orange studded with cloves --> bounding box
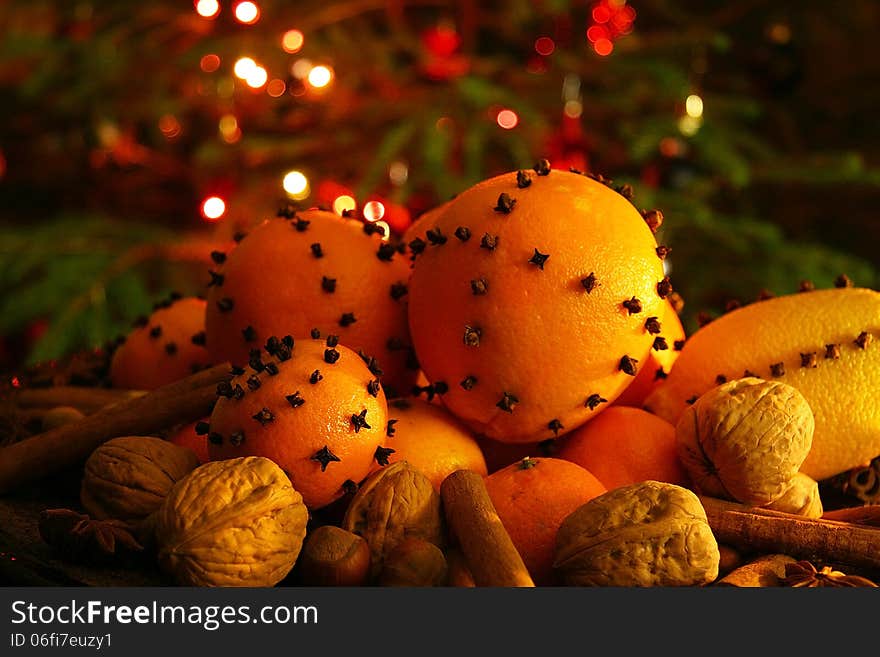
[407,164,667,443]
[204,209,416,397]
[207,337,388,510]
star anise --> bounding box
[38,508,143,564]
[782,560,878,587]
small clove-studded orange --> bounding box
[110,296,211,390]
[407,165,667,443]
[204,209,416,397]
[207,337,388,510]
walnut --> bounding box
[554,480,720,587]
[155,456,309,587]
[81,436,200,522]
[675,378,814,506]
[342,461,444,579]
[763,472,823,518]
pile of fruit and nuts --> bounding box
[3,161,880,588]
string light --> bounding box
[195,0,220,19]
[282,29,305,54]
[534,36,555,56]
[333,195,357,215]
[363,200,385,222]
[245,66,268,88]
[374,221,391,240]
[219,115,240,143]
[283,170,309,199]
[496,109,519,129]
[234,57,257,79]
[201,196,226,221]
[685,94,704,118]
[307,65,333,89]
[266,79,286,97]
[291,59,312,79]
[678,115,702,137]
[233,1,260,25]
[389,161,408,186]
[563,100,583,118]
[200,54,220,73]
[158,114,182,140]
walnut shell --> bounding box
[81,436,200,522]
[155,456,308,587]
[675,377,814,506]
[763,472,823,518]
[554,480,720,587]
[341,461,443,579]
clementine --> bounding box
[484,456,607,585]
[556,405,688,491]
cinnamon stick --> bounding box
[822,506,880,527]
[14,386,146,414]
[701,496,880,571]
[440,469,535,587]
[0,363,231,495]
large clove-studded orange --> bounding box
[207,337,388,510]
[407,166,667,443]
[204,209,416,396]
[110,296,211,390]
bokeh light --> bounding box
[496,109,519,129]
[534,36,555,56]
[195,0,220,19]
[594,38,613,56]
[282,29,305,54]
[373,221,391,240]
[564,100,583,118]
[245,66,268,88]
[234,57,257,79]
[678,115,702,137]
[200,54,220,72]
[158,114,182,139]
[283,170,309,198]
[201,196,226,221]
[233,1,260,24]
[363,200,385,222]
[266,79,286,97]
[307,65,333,88]
[291,59,313,79]
[219,115,240,143]
[389,161,408,186]
[686,94,704,118]
[333,195,357,215]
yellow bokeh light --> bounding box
[678,115,702,137]
[245,66,268,88]
[195,0,220,19]
[234,1,260,24]
[283,170,309,198]
[685,94,704,118]
[333,195,357,215]
[282,29,305,54]
[563,100,583,118]
[307,65,333,88]
[374,221,391,240]
[234,57,257,79]
[363,200,385,222]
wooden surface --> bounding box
[0,469,172,587]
